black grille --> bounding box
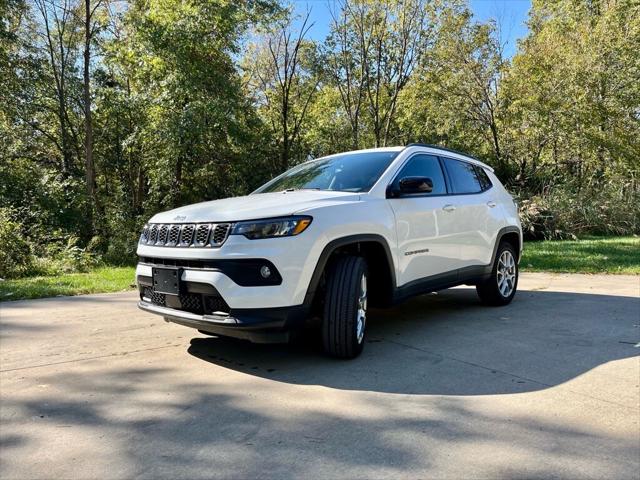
[144,287,166,306]
[195,224,210,246]
[168,225,180,246]
[139,223,231,248]
[212,224,231,245]
[143,287,230,315]
[180,293,202,313]
[157,225,169,245]
[204,295,230,314]
[180,224,195,246]
[149,224,158,244]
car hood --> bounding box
[149,190,362,223]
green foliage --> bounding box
[0,207,33,279]
[503,0,640,184]
[40,236,102,274]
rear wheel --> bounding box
[322,255,368,359]
[476,241,518,306]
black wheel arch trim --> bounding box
[303,234,397,308]
[491,226,522,264]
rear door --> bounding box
[387,154,459,286]
[441,157,501,269]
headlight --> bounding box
[230,216,312,239]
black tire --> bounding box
[476,241,519,306]
[322,255,368,359]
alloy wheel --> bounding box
[356,274,367,344]
[497,250,516,297]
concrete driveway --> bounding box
[1,273,638,479]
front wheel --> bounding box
[476,242,518,306]
[322,255,368,359]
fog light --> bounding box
[260,265,272,279]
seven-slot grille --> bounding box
[139,223,230,248]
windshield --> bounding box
[254,151,399,194]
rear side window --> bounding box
[475,166,493,191]
[443,158,483,194]
[393,154,447,195]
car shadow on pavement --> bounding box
[187,287,640,396]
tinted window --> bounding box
[443,158,482,194]
[255,151,398,193]
[475,166,492,191]
[393,154,446,195]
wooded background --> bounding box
[1,0,638,278]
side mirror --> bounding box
[388,176,433,197]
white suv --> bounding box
[136,144,522,358]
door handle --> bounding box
[486,201,497,208]
[443,204,456,212]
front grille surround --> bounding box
[139,223,231,248]
[194,224,210,246]
[179,224,195,246]
[167,225,180,246]
[149,224,158,244]
[157,225,169,245]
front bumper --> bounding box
[138,300,309,343]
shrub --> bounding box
[517,178,639,240]
[0,207,34,278]
[518,196,569,240]
[44,236,101,274]
[103,232,138,266]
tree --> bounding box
[399,3,507,172]
[82,0,106,235]
[116,0,280,208]
[505,0,640,185]
[325,0,437,148]
[32,0,83,175]
[245,11,318,170]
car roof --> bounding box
[302,143,494,172]
[324,146,405,156]
[403,143,494,172]
[303,145,494,172]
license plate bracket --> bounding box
[152,267,182,295]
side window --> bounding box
[443,158,482,194]
[393,154,447,195]
[475,166,493,191]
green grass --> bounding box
[0,266,136,302]
[521,236,640,274]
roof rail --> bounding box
[404,143,484,162]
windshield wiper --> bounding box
[281,187,321,193]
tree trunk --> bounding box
[173,156,183,208]
[489,122,502,171]
[281,99,289,171]
[83,0,96,236]
[58,96,70,175]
